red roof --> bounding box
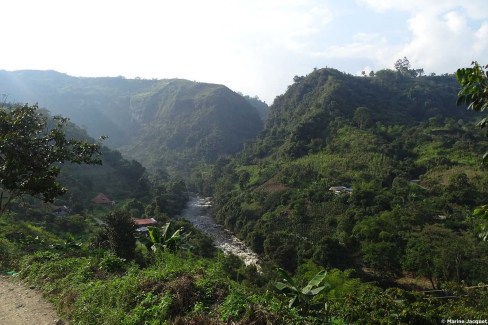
[92,193,113,204]
[133,218,157,226]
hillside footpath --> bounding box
[0,275,63,325]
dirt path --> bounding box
[0,275,63,325]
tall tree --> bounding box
[403,225,472,289]
[353,106,371,129]
[0,103,102,212]
[394,57,411,74]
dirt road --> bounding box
[0,275,63,325]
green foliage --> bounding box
[472,205,488,240]
[151,178,189,216]
[219,291,248,321]
[393,57,421,77]
[0,71,263,180]
[2,64,488,324]
[274,267,329,312]
[57,145,152,209]
[336,285,488,323]
[0,237,20,270]
[128,80,263,176]
[147,222,191,253]
[0,104,102,212]
[402,225,478,288]
[212,66,487,311]
[457,61,488,161]
[457,62,488,113]
[361,241,402,276]
[104,210,137,260]
[353,106,372,129]
[242,94,269,121]
[13,241,315,324]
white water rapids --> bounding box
[180,196,261,269]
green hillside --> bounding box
[212,67,488,285]
[257,68,464,159]
[121,79,263,174]
[0,70,263,174]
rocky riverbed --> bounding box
[180,196,261,269]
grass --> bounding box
[423,165,485,186]
[14,245,306,324]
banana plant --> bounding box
[147,222,191,253]
[274,268,329,310]
[472,205,488,241]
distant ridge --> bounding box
[0,70,263,174]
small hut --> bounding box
[133,218,158,235]
[92,193,114,205]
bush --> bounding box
[104,210,137,260]
[0,238,20,270]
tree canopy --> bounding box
[457,62,488,159]
[457,62,488,113]
[0,103,102,212]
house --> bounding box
[133,217,158,227]
[52,205,70,216]
[92,193,114,205]
[133,217,158,234]
[434,215,448,220]
[329,186,353,195]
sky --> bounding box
[2,0,487,104]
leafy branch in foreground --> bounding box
[456,61,488,161]
[0,103,103,213]
[472,205,488,241]
[456,62,488,242]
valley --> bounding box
[1,65,487,324]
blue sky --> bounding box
[1,0,487,104]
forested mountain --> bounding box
[0,70,263,174]
[256,68,465,159]
[121,79,263,174]
[211,67,488,286]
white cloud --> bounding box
[1,0,487,103]
[311,32,402,73]
[320,1,488,74]
[474,22,488,54]
[401,9,488,73]
[314,33,389,58]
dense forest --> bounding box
[1,64,487,324]
[212,67,488,280]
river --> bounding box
[180,196,261,269]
